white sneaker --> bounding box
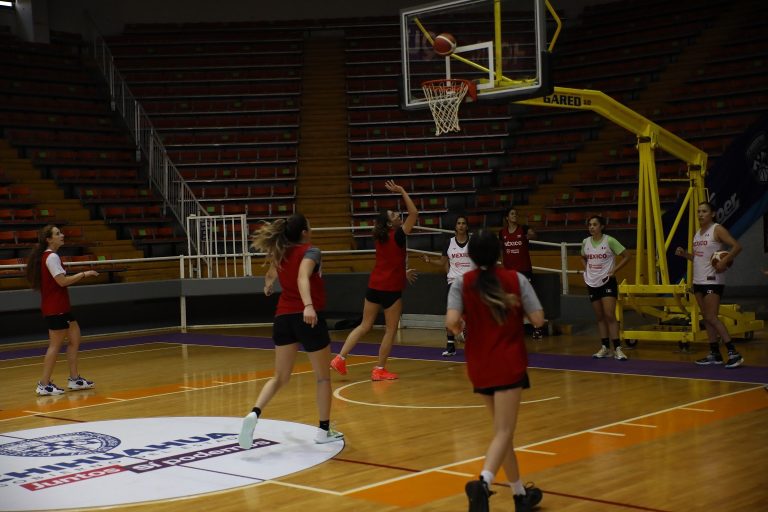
[36,381,65,396]
[67,376,95,390]
[238,412,258,449]
[592,346,612,359]
[315,427,344,444]
[614,347,628,361]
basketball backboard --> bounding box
[400,0,552,109]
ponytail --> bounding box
[250,214,308,266]
[25,224,56,290]
[468,230,519,324]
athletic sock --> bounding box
[724,341,736,352]
[601,338,610,348]
[319,420,330,431]
[709,342,720,355]
[480,470,494,487]
[510,479,526,495]
[252,407,262,417]
[612,339,621,349]
[447,334,455,341]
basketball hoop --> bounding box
[421,78,477,136]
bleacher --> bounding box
[0,34,180,272]
[2,0,767,286]
[109,24,303,224]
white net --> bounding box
[422,79,470,136]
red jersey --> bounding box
[499,225,532,272]
[368,227,407,292]
[462,268,527,389]
[275,244,326,316]
[41,251,71,316]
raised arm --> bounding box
[385,180,418,234]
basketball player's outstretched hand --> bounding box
[384,180,405,194]
[674,247,685,257]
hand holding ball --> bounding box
[710,250,732,272]
[433,33,457,56]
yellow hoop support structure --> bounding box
[517,86,763,344]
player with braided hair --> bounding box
[445,230,545,512]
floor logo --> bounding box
[0,417,344,511]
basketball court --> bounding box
[2,327,766,511]
[2,0,766,510]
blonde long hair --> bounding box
[250,214,308,266]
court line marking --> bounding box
[333,380,483,409]
[336,385,764,495]
[270,480,344,496]
[543,489,673,512]
[0,345,182,370]
[588,430,626,437]
[438,469,474,477]
[622,422,657,428]
[435,469,672,511]
[3,347,763,507]
[0,368,298,423]
[529,365,768,386]
[518,448,557,455]
[333,380,560,409]
[678,407,714,412]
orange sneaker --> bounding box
[330,355,347,375]
[371,367,398,381]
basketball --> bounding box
[433,33,457,56]
[710,250,732,271]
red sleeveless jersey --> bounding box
[41,251,71,316]
[275,244,326,316]
[499,225,532,272]
[368,228,407,292]
[462,267,527,388]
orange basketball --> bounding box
[433,33,457,56]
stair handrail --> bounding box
[88,27,208,246]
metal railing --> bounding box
[89,27,208,249]
[1,225,581,295]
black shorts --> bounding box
[365,288,402,309]
[272,313,331,352]
[474,372,530,396]
[45,312,75,331]
[587,276,618,302]
[693,284,725,297]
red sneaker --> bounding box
[330,355,347,375]
[371,367,398,381]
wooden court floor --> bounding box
[1,326,767,511]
